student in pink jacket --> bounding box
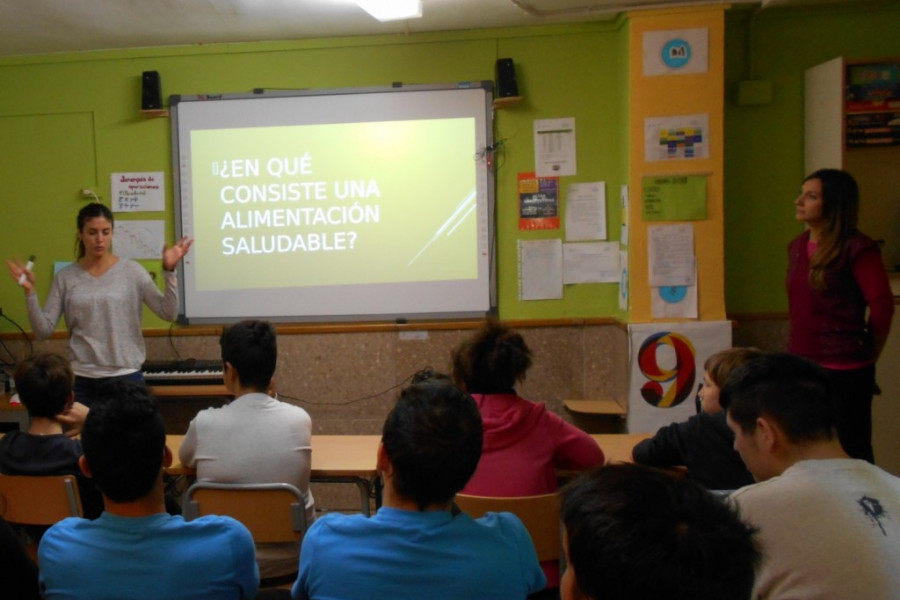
[452,319,605,590]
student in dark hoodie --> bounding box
[451,319,604,591]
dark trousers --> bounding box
[826,364,876,464]
[73,371,146,408]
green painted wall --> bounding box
[0,23,628,332]
[724,2,900,314]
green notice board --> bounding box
[642,175,707,221]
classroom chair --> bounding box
[183,481,309,589]
[0,473,83,561]
[454,492,561,563]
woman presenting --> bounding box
[787,168,894,462]
[6,202,193,406]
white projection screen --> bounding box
[170,83,496,324]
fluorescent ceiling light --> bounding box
[355,0,422,21]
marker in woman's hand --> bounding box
[18,255,35,286]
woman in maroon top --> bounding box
[786,168,894,462]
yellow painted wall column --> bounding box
[627,7,727,322]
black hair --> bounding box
[80,380,165,503]
[561,464,760,600]
[219,319,277,391]
[381,379,482,510]
[451,318,531,393]
[13,352,73,419]
[720,352,837,443]
[75,202,114,258]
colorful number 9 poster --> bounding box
[627,321,731,433]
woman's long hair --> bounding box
[75,202,115,258]
[805,169,859,290]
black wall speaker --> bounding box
[141,71,162,111]
[495,58,519,98]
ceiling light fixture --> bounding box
[355,0,422,22]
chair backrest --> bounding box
[454,492,560,562]
[0,473,83,526]
[183,482,307,544]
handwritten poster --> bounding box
[114,220,165,259]
[111,171,165,212]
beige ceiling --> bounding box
[0,0,869,58]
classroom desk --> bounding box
[593,433,650,464]
[166,434,380,516]
[166,433,648,515]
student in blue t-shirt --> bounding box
[38,380,259,600]
[293,375,546,600]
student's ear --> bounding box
[756,417,779,453]
[376,442,392,477]
[162,445,173,468]
[78,455,92,479]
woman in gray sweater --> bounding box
[6,202,192,405]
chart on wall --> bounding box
[627,321,731,433]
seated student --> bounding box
[0,352,103,524]
[451,318,604,588]
[292,378,546,600]
[632,347,760,490]
[723,353,900,599]
[0,515,40,600]
[38,380,258,600]
[560,463,760,600]
[179,319,314,582]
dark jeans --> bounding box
[73,371,146,408]
[826,364,876,464]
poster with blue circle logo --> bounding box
[662,38,691,70]
[642,28,708,76]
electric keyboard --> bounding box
[142,359,224,386]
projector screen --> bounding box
[170,83,495,324]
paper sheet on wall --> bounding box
[642,175,707,221]
[565,182,607,241]
[518,239,563,300]
[644,114,709,162]
[648,223,694,287]
[563,241,619,284]
[642,28,709,76]
[618,250,629,311]
[534,118,576,177]
[620,184,629,247]
[114,220,165,260]
[652,258,698,318]
[627,321,732,433]
[111,172,165,212]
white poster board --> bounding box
[627,321,732,433]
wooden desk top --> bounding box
[166,434,380,478]
[593,433,649,464]
[165,433,648,477]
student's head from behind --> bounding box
[380,379,482,510]
[699,347,763,415]
[451,318,531,394]
[560,464,759,600]
[13,352,74,418]
[80,380,166,503]
[720,353,837,481]
[220,319,277,391]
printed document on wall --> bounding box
[563,241,619,284]
[644,114,709,162]
[648,224,694,287]
[534,118,576,177]
[518,239,563,300]
[565,181,607,241]
[115,220,165,260]
[652,258,698,319]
